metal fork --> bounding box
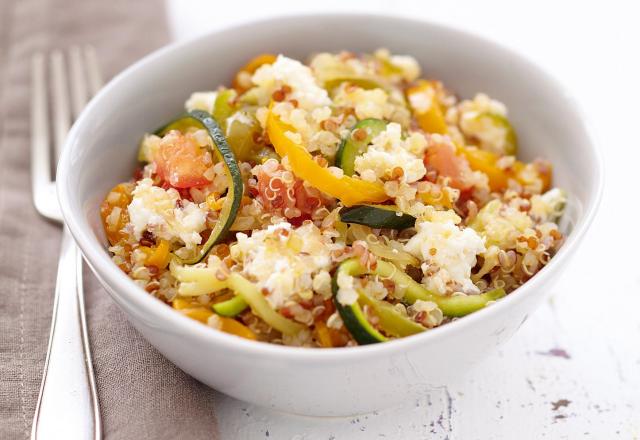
[30,47,103,440]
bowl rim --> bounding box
[57,12,604,362]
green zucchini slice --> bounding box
[335,118,387,176]
[332,259,426,344]
[212,294,248,317]
[358,294,426,338]
[339,204,415,230]
[332,260,387,344]
[212,88,238,131]
[167,110,243,265]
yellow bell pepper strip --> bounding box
[406,80,449,135]
[181,307,215,324]
[266,106,389,206]
[418,189,454,208]
[172,297,197,310]
[232,53,277,93]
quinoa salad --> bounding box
[101,50,566,347]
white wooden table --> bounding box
[168,1,640,437]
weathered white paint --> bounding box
[169,1,640,437]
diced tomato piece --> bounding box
[254,161,330,217]
[155,131,212,189]
[424,142,474,190]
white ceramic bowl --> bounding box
[57,14,602,416]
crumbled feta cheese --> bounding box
[252,55,331,111]
[326,311,344,329]
[388,55,421,82]
[230,222,336,309]
[405,213,485,294]
[333,87,390,120]
[185,91,217,114]
[336,271,358,306]
[354,122,427,183]
[363,277,388,301]
[255,106,269,129]
[408,87,435,113]
[312,270,332,299]
[271,102,331,154]
[374,48,421,82]
[127,178,207,248]
[309,130,341,157]
[470,199,533,248]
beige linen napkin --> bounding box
[0,0,219,438]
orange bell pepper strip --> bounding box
[145,239,171,269]
[460,147,551,192]
[418,188,454,208]
[100,183,134,245]
[314,321,334,348]
[266,106,389,206]
[459,147,510,192]
[172,298,257,340]
[215,316,257,340]
[232,53,278,93]
[406,80,449,135]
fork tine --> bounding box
[68,46,89,119]
[50,51,70,163]
[83,45,103,97]
[30,53,52,193]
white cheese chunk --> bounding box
[185,91,218,114]
[252,55,331,111]
[405,213,485,294]
[127,178,207,248]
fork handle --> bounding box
[32,228,101,440]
